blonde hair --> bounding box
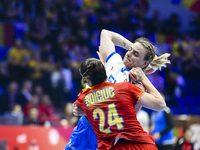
[150,53,171,71]
[135,37,171,71]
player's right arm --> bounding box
[100,29,133,62]
[129,67,166,111]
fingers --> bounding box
[97,46,101,57]
[129,67,145,82]
[72,104,79,116]
[131,67,144,75]
[72,104,78,116]
[98,46,101,53]
[129,71,137,81]
[72,104,77,110]
[96,51,100,58]
[72,104,85,116]
[96,50,105,65]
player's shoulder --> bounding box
[114,81,133,88]
[78,88,91,96]
[106,52,122,63]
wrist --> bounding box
[140,74,148,83]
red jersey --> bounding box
[74,82,155,150]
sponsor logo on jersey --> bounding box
[110,66,114,71]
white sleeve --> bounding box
[105,52,131,83]
[105,52,123,67]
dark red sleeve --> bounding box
[73,92,85,109]
[74,99,82,108]
[128,83,145,105]
[73,88,90,108]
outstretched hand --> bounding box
[72,104,85,116]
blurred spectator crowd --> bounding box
[0,0,200,126]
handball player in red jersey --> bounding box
[65,29,170,150]
[74,58,166,150]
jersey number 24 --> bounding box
[92,102,124,133]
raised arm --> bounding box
[129,67,166,111]
[100,29,133,62]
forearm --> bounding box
[100,29,116,62]
[134,84,145,114]
[101,29,133,50]
[100,29,134,62]
[141,76,166,110]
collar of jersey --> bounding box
[121,68,131,72]
[82,88,90,92]
[106,52,117,63]
[82,82,108,91]
[81,85,97,92]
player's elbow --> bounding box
[101,29,112,39]
[156,100,166,111]
[101,29,107,37]
[101,29,108,35]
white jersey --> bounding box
[105,52,131,83]
[105,52,146,142]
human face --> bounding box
[123,42,148,69]
[184,130,193,142]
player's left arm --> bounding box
[72,104,85,116]
[134,83,146,113]
[100,29,133,62]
